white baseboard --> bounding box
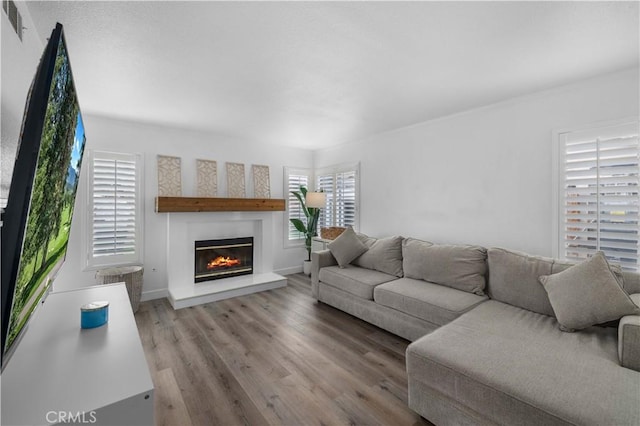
[140,288,168,302]
[275,265,303,275]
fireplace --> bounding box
[194,237,253,283]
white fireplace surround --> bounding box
[166,212,286,309]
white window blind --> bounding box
[284,167,311,245]
[558,121,639,271]
[86,151,143,268]
[316,164,359,229]
[288,174,309,240]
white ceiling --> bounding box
[26,1,639,150]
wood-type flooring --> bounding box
[135,273,433,426]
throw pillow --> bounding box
[352,235,404,277]
[538,252,640,332]
[327,227,368,268]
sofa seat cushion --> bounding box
[407,300,640,426]
[373,278,488,326]
[318,265,397,300]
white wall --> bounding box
[3,2,637,297]
[314,68,640,257]
[0,4,312,300]
[54,114,313,297]
[1,2,44,203]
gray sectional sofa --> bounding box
[311,233,640,426]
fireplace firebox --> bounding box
[194,237,253,283]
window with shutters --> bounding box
[316,163,359,230]
[85,150,143,269]
[554,120,639,271]
[283,167,311,247]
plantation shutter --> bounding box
[287,173,309,240]
[560,121,639,270]
[317,173,334,229]
[90,151,140,264]
[336,170,357,227]
[316,164,359,230]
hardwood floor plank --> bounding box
[276,373,349,426]
[136,273,432,426]
[189,307,303,425]
[161,331,237,425]
[154,368,193,426]
[183,332,272,426]
[240,313,369,402]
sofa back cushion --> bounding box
[488,248,637,319]
[622,271,640,295]
[402,238,487,295]
[352,235,404,277]
[487,248,557,317]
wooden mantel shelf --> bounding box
[155,196,286,213]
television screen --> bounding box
[1,23,86,366]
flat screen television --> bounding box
[1,23,86,367]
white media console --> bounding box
[1,283,154,425]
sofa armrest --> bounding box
[618,294,640,372]
[311,250,337,299]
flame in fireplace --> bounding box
[207,256,241,270]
